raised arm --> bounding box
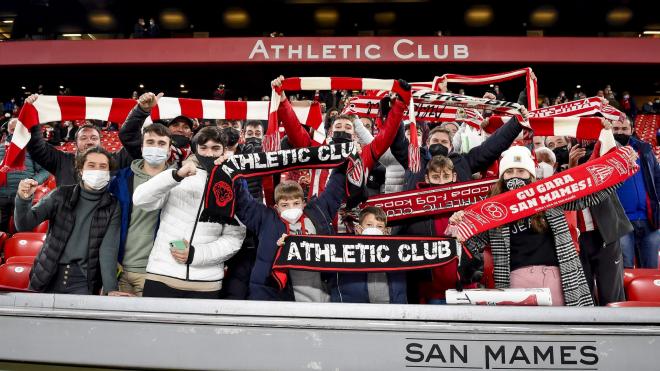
[233,178,269,233]
[361,99,406,170]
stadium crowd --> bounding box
[0,76,658,307]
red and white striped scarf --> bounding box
[343,95,484,128]
[268,77,419,172]
[0,95,322,184]
[432,67,539,111]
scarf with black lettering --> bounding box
[200,142,365,223]
[271,234,459,289]
[361,178,497,222]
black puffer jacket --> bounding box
[23,185,117,293]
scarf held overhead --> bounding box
[268,77,419,171]
[200,142,364,222]
[271,234,459,289]
[0,95,322,184]
[361,178,497,222]
[453,146,639,241]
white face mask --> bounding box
[82,170,110,190]
[535,162,554,179]
[361,227,384,236]
[280,208,303,224]
[142,146,169,166]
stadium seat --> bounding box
[0,263,32,291]
[45,175,57,190]
[624,268,660,288]
[3,233,45,260]
[626,276,660,302]
[5,256,36,265]
[607,301,660,308]
[32,185,52,204]
[31,220,49,233]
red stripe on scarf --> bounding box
[179,98,203,119]
[281,77,302,91]
[150,104,161,121]
[226,101,248,120]
[58,96,86,121]
[331,77,362,90]
[108,99,137,125]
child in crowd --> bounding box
[397,156,475,304]
[329,206,407,304]
[234,166,347,301]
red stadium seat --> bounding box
[607,301,660,308]
[5,256,36,265]
[31,220,49,233]
[0,263,32,291]
[3,234,45,260]
[626,277,660,302]
[624,268,660,288]
[45,175,57,190]
[32,185,52,204]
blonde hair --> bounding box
[274,181,304,203]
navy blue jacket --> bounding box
[329,271,407,304]
[629,137,660,228]
[235,169,346,301]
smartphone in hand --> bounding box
[169,240,186,251]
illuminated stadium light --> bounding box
[62,34,82,37]
[223,7,250,29]
[2,20,13,24]
[180,84,185,88]
[606,7,632,26]
[315,7,339,27]
[465,5,493,27]
[643,30,660,35]
[374,11,396,26]
[160,9,187,30]
[139,84,144,88]
[88,10,116,30]
[530,6,558,27]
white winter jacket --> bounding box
[133,161,246,282]
[353,118,406,194]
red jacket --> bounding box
[278,98,406,198]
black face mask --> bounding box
[614,134,631,146]
[505,177,532,191]
[429,143,449,158]
[171,134,191,149]
[243,137,263,154]
[331,131,353,144]
[552,145,569,167]
[197,155,219,172]
[223,128,241,148]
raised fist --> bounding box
[176,161,197,178]
[17,179,39,200]
[138,92,164,111]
